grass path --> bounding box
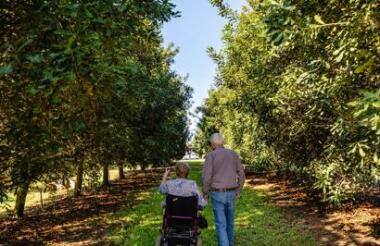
[104,161,318,246]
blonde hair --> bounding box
[176,162,190,178]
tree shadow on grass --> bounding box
[105,184,318,246]
[233,190,318,246]
[109,171,318,245]
[247,174,380,246]
[0,169,165,245]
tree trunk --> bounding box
[62,175,67,187]
[74,162,84,197]
[62,175,70,189]
[118,162,125,179]
[15,180,30,218]
[39,189,43,208]
[102,163,109,186]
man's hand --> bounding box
[204,194,209,202]
[164,167,170,176]
[161,167,170,183]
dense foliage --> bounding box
[195,0,379,205]
[0,0,191,217]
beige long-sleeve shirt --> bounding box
[202,146,245,194]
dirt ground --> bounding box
[0,169,164,246]
[246,173,380,246]
[1,168,379,246]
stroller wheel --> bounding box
[155,235,168,246]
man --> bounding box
[202,133,245,246]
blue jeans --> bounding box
[210,191,236,246]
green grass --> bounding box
[105,161,318,246]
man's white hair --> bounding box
[210,133,224,145]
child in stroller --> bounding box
[156,162,207,246]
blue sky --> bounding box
[162,0,244,133]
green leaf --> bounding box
[0,64,13,77]
[17,37,34,52]
[42,70,54,81]
[51,97,62,105]
[358,147,365,157]
[27,87,39,95]
[33,107,42,113]
[84,9,93,18]
[26,54,44,63]
[64,71,76,81]
[314,15,325,25]
[347,101,358,107]
[333,45,346,56]
[64,36,76,55]
[335,51,344,63]
[354,65,365,74]
[354,56,375,74]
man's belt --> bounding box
[210,187,238,192]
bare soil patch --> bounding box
[246,173,380,246]
[0,169,165,246]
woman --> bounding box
[159,162,207,208]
